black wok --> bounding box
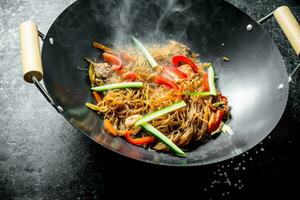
[19,0,300,166]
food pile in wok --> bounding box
[85,37,231,157]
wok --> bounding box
[19,0,300,166]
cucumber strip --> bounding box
[91,82,143,91]
[141,123,186,157]
[208,65,217,96]
[135,100,186,127]
[132,36,158,68]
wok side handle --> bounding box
[20,20,43,83]
[19,21,63,114]
[274,6,300,57]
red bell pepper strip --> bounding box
[172,55,199,73]
[218,92,228,104]
[155,76,179,90]
[103,52,123,70]
[124,130,155,145]
[164,66,188,79]
[122,71,137,82]
[207,110,224,133]
[202,72,210,91]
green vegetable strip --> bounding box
[91,82,143,91]
[135,100,186,127]
[208,65,217,96]
[183,91,211,96]
[86,103,101,111]
[141,123,186,157]
[132,36,158,68]
[213,102,224,107]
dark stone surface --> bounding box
[0,0,299,199]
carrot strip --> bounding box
[175,84,183,102]
[92,91,102,103]
[104,120,118,136]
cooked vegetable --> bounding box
[202,72,209,91]
[104,119,118,136]
[202,63,212,68]
[135,100,186,127]
[122,71,137,82]
[132,36,159,68]
[155,76,179,90]
[208,110,224,133]
[103,52,123,70]
[86,103,101,111]
[93,41,114,53]
[164,66,188,79]
[212,102,225,107]
[141,123,186,157]
[124,130,155,145]
[91,82,143,91]
[208,65,217,96]
[175,84,183,101]
[172,55,199,73]
[84,39,231,156]
[88,61,96,86]
[219,93,228,104]
[92,91,102,103]
[183,91,211,96]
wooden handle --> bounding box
[19,20,43,83]
[274,6,300,57]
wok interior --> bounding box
[42,0,288,165]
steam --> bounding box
[96,0,193,46]
[89,0,225,52]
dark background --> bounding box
[0,0,299,199]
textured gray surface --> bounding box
[0,0,299,199]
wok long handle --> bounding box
[19,20,43,83]
[274,6,300,57]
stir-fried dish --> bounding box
[85,37,231,157]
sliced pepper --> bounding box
[122,71,137,82]
[124,131,155,146]
[155,76,179,90]
[218,92,228,104]
[164,66,188,79]
[172,55,199,73]
[103,52,123,70]
[202,72,209,91]
[207,110,224,133]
